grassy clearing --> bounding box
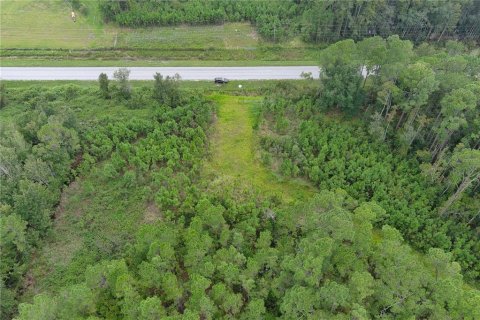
[204,95,315,203]
[1,46,322,64]
[21,162,153,301]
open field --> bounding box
[0,1,257,50]
[0,0,321,64]
[0,0,111,49]
[204,95,315,203]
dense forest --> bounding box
[10,191,480,319]
[1,38,480,318]
[98,0,480,42]
[257,37,480,281]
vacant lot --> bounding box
[205,95,315,203]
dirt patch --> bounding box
[144,201,162,223]
[55,180,80,220]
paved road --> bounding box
[0,66,320,81]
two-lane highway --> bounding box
[0,66,320,80]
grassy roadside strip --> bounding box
[0,59,317,67]
[0,47,322,63]
[2,80,318,93]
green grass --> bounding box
[0,0,322,63]
[2,80,319,95]
[204,95,315,203]
[117,23,258,50]
[0,1,257,50]
[0,0,111,49]
[21,164,153,301]
[0,58,317,67]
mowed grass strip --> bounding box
[0,58,318,67]
[205,95,315,203]
[118,23,257,49]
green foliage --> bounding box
[0,82,6,109]
[1,83,214,318]
[113,68,132,99]
[258,89,480,281]
[98,0,480,43]
[152,72,181,107]
[320,62,364,112]
[16,190,479,318]
[98,73,110,99]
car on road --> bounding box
[214,77,229,84]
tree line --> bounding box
[98,0,480,43]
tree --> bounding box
[439,148,480,215]
[153,73,181,107]
[320,62,364,112]
[430,87,477,159]
[280,285,316,319]
[318,280,350,313]
[57,284,96,318]
[98,73,110,99]
[396,62,438,150]
[114,68,132,99]
[318,40,364,112]
[13,180,55,242]
[349,271,374,303]
[16,294,58,320]
[357,36,387,87]
[138,296,165,320]
[240,298,266,320]
[381,35,413,82]
[0,81,6,109]
[373,226,426,318]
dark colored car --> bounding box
[214,77,229,84]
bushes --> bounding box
[258,94,480,281]
[153,72,181,107]
[15,190,480,319]
[0,83,214,317]
[98,0,480,43]
[98,73,110,99]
